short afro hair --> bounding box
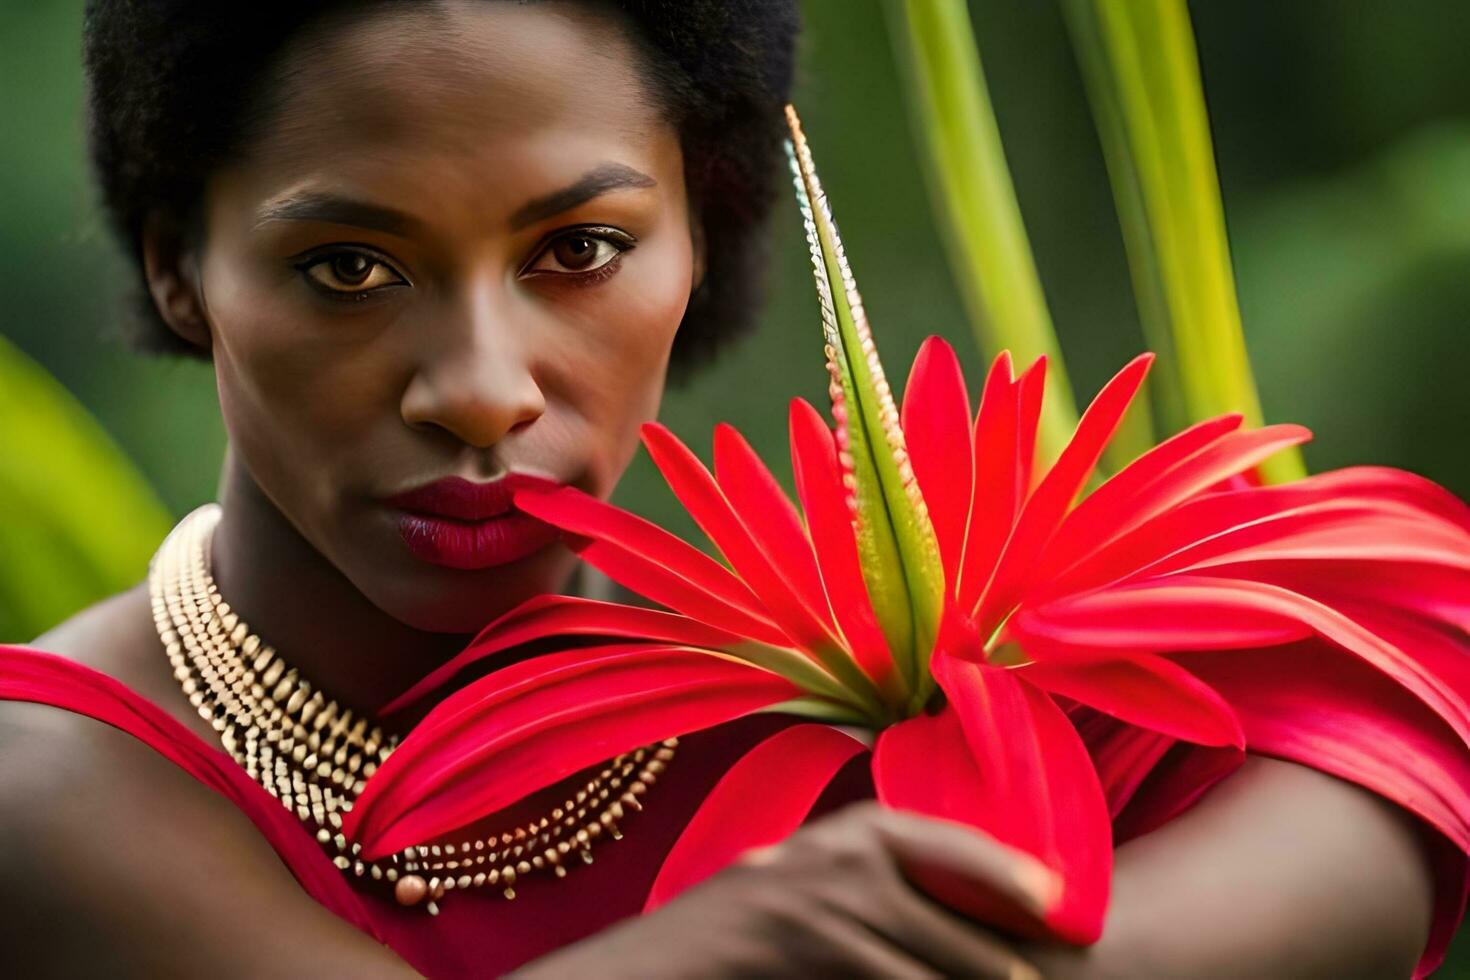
[82,0,799,374]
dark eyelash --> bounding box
[520,227,637,281]
[290,246,391,275]
[557,226,638,251]
[291,246,407,302]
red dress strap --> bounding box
[0,643,804,977]
[0,644,379,938]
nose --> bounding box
[400,285,546,449]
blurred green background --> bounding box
[2,0,1468,967]
[5,0,1467,534]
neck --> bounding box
[209,452,472,734]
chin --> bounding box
[369,544,576,635]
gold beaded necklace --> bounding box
[150,504,676,915]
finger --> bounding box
[734,815,1037,978]
[799,903,941,980]
[806,808,1046,978]
[867,884,1044,980]
[866,806,1062,918]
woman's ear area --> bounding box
[141,209,212,352]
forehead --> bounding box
[231,1,674,219]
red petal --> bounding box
[1319,602,1470,708]
[1134,507,1469,584]
[1195,522,1467,574]
[1181,580,1470,744]
[957,353,1020,611]
[379,596,741,716]
[1072,709,1245,837]
[714,423,838,637]
[1012,581,1313,654]
[514,485,788,645]
[1041,421,1308,585]
[1020,576,1470,746]
[1036,414,1246,581]
[346,644,797,858]
[1050,468,1468,599]
[642,423,839,655]
[979,354,1154,633]
[873,657,1111,943]
[1215,559,1469,636]
[788,398,892,685]
[901,336,974,587]
[1072,711,1176,818]
[1306,465,1469,532]
[1014,355,1047,496]
[1111,741,1245,842]
[645,723,865,911]
[1019,654,1243,748]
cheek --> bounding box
[546,229,693,493]
[202,247,399,512]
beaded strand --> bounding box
[150,504,675,914]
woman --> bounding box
[0,1,1449,976]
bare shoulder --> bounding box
[31,583,150,654]
[3,582,191,817]
[1,588,415,977]
[1,581,220,827]
[12,580,217,759]
[0,587,240,972]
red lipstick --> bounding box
[387,474,564,570]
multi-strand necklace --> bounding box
[149,504,675,915]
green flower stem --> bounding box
[883,0,1095,467]
[1064,0,1307,482]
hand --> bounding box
[514,801,1058,979]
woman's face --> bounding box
[190,2,695,632]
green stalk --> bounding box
[882,0,1089,467]
[787,109,946,705]
[1064,0,1306,482]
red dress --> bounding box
[0,645,833,976]
[2,643,1465,976]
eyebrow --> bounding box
[254,194,425,237]
[509,162,657,230]
[253,162,657,237]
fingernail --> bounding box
[1012,860,1062,916]
[736,843,782,868]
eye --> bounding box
[297,249,407,297]
[523,227,635,278]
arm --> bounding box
[514,802,1050,979]
[1025,755,1436,979]
[522,756,1435,980]
[0,701,422,979]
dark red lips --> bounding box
[387,474,564,570]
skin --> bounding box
[0,2,1437,976]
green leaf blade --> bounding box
[0,334,173,638]
[882,0,1108,467]
[1065,0,1306,483]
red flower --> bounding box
[344,113,1470,953]
[346,338,1470,944]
